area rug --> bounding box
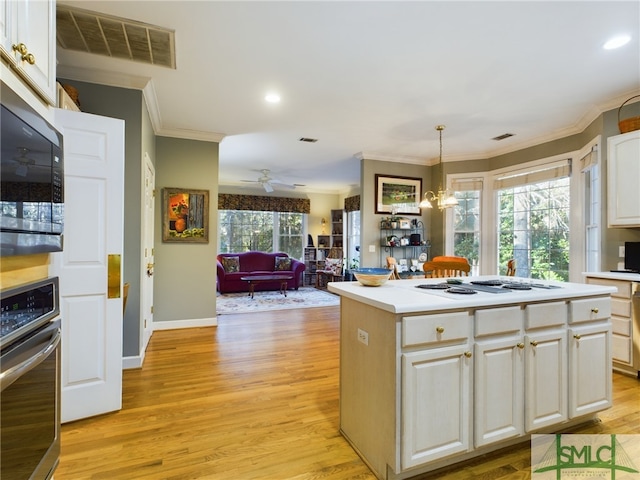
[216,287,340,314]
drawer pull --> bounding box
[435,326,445,334]
[517,342,525,349]
[591,307,599,314]
[464,351,472,358]
[574,334,581,340]
[530,340,538,347]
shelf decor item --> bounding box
[162,188,209,243]
[375,174,422,215]
[618,95,640,133]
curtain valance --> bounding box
[218,194,310,213]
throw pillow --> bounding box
[221,256,240,273]
[324,258,342,275]
[275,256,292,271]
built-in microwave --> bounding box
[1,86,64,256]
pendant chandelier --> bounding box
[419,125,459,210]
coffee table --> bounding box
[240,274,294,299]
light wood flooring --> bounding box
[56,306,639,480]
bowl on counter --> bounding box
[353,268,393,287]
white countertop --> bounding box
[583,271,640,282]
[328,276,617,314]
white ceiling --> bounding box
[56,1,640,194]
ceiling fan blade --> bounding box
[263,182,274,193]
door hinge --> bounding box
[150,306,153,314]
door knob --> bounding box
[147,263,154,277]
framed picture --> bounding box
[375,174,422,215]
[399,219,411,229]
[162,188,209,243]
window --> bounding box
[580,146,601,272]
[496,160,571,280]
[219,210,305,259]
[451,178,483,270]
[347,210,360,270]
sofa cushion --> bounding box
[275,256,292,271]
[221,256,240,273]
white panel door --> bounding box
[141,153,155,353]
[52,108,125,423]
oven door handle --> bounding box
[0,328,61,392]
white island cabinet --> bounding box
[330,277,614,480]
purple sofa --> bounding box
[216,251,306,294]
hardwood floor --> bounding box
[56,306,639,480]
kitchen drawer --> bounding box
[612,333,632,364]
[402,312,471,347]
[475,306,522,337]
[569,297,611,324]
[525,302,567,330]
[611,316,631,336]
[611,298,631,318]
[586,278,632,299]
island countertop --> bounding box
[328,276,616,314]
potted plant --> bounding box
[344,258,359,281]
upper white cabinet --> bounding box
[0,0,56,106]
[608,130,640,227]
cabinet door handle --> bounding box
[464,351,472,358]
[12,43,35,64]
[516,342,525,349]
[435,326,445,334]
[573,334,581,340]
[591,307,599,314]
[530,340,538,347]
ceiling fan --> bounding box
[241,169,305,193]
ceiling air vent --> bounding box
[56,5,176,69]
[492,133,515,141]
[299,137,318,143]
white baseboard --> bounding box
[123,354,144,370]
[152,316,218,330]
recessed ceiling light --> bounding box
[603,35,631,50]
[265,93,281,103]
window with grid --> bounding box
[218,210,305,259]
[495,160,571,280]
[580,147,601,272]
[451,178,482,268]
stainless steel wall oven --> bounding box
[1,277,61,480]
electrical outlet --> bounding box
[369,244,376,253]
[619,245,625,257]
[357,328,369,345]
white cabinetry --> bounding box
[473,306,524,447]
[401,312,472,468]
[607,131,640,227]
[586,275,639,378]
[0,0,56,105]
[523,302,568,431]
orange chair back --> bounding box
[423,260,471,278]
[506,259,516,276]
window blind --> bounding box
[493,159,571,190]
[579,146,598,172]
[452,178,483,192]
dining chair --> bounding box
[386,256,401,280]
[423,260,471,278]
[506,259,516,276]
[316,247,344,288]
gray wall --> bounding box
[154,137,218,323]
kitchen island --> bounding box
[328,277,616,480]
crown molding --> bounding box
[55,65,226,143]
